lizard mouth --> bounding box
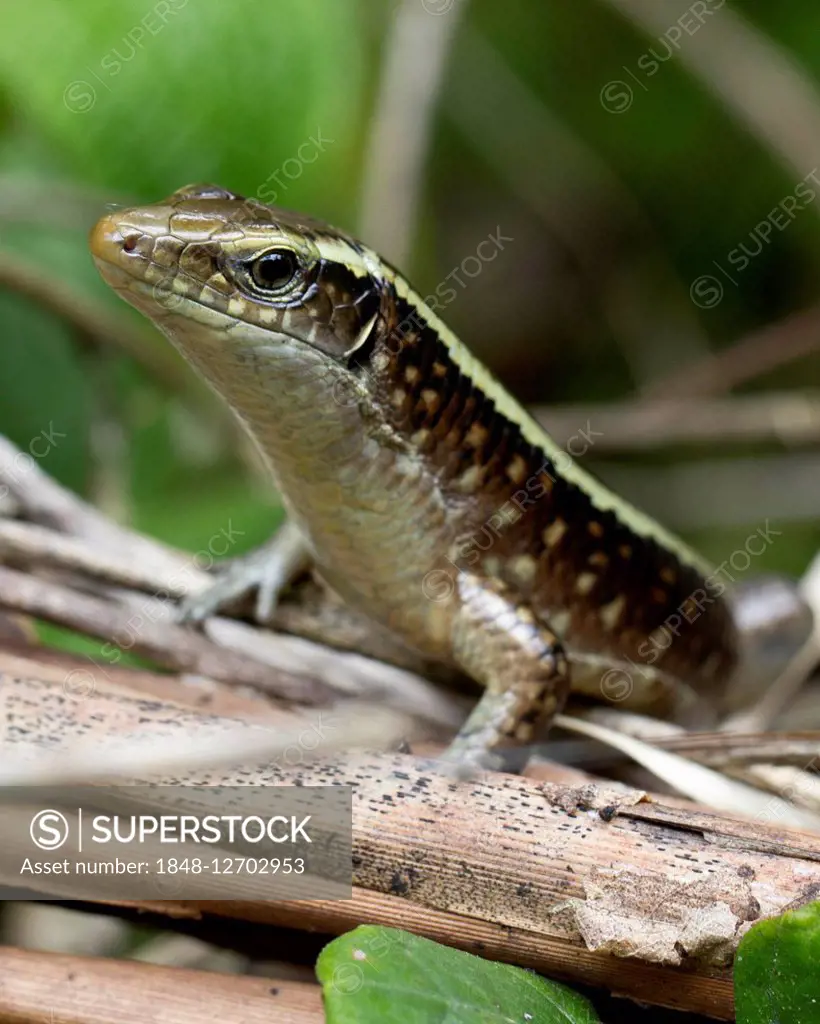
[90,209,174,303]
[88,209,129,263]
[90,208,163,271]
[90,209,181,294]
[90,210,242,340]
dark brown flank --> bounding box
[355,284,738,696]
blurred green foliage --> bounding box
[0,0,371,548]
[0,0,818,574]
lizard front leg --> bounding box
[442,574,571,770]
[179,519,312,624]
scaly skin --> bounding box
[90,183,739,766]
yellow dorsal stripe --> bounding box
[308,236,713,576]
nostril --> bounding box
[122,234,139,253]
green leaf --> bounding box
[0,0,366,212]
[316,926,601,1024]
[735,900,820,1024]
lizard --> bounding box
[89,182,744,769]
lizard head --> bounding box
[90,183,387,356]
[89,184,398,428]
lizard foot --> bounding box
[178,521,311,625]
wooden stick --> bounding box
[0,461,453,680]
[535,391,820,451]
[0,563,334,704]
[0,527,462,726]
[0,946,324,1024]
[2,676,819,1020]
[3,436,820,1016]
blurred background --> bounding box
[1,0,819,622]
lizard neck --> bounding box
[154,306,454,646]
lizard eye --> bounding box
[249,249,300,292]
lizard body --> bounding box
[90,184,738,765]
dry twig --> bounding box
[2,677,818,1020]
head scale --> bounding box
[90,182,392,369]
